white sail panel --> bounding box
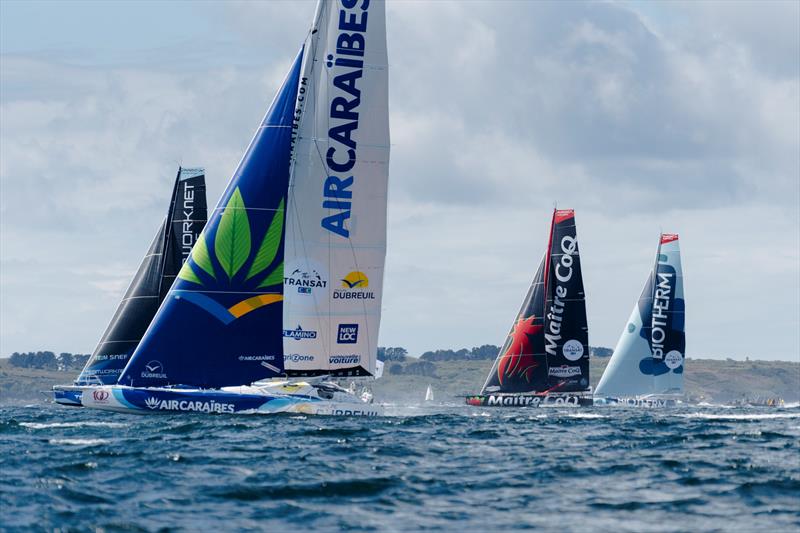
[284,0,390,376]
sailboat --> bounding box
[594,234,685,407]
[466,209,592,407]
[53,168,207,406]
[425,384,434,402]
[83,0,389,417]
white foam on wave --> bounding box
[566,413,608,419]
[677,413,800,420]
[48,438,109,446]
[21,421,128,430]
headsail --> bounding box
[117,51,304,388]
[75,168,207,385]
[595,234,686,397]
[161,168,208,300]
[283,0,390,377]
[481,209,589,394]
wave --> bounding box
[48,438,110,446]
[676,413,800,420]
[20,421,128,429]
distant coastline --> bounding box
[1,355,797,406]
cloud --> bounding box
[1,1,797,361]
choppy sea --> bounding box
[1,403,798,532]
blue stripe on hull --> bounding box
[53,389,83,406]
[114,388,310,414]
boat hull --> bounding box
[594,397,677,408]
[82,385,383,417]
[52,385,85,407]
[465,394,593,407]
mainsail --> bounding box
[283,0,390,377]
[481,209,589,394]
[595,234,686,397]
[117,52,304,388]
[75,168,207,385]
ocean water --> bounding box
[1,404,798,532]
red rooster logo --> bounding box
[497,315,542,386]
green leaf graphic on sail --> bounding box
[247,198,284,288]
[215,187,251,280]
[173,188,286,324]
[177,229,215,283]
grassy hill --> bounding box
[1,357,797,405]
[373,357,800,404]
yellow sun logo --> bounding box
[341,271,369,289]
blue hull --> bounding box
[53,387,83,407]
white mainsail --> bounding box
[595,234,686,398]
[283,0,390,377]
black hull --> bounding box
[465,394,593,407]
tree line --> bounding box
[8,352,90,371]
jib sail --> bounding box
[282,0,390,377]
[76,168,207,385]
[481,209,589,394]
[117,51,304,388]
[595,234,686,397]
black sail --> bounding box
[481,256,548,393]
[542,209,590,392]
[160,168,207,300]
[480,209,589,395]
[75,168,207,385]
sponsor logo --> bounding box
[484,395,582,407]
[497,315,542,386]
[650,269,675,360]
[141,360,167,380]
[548,365,582,378]
[143,396,235,414]
[284,353,315,363]
[180,180,196,263]
[92,390,109,402]
[329,354,360,365]
[321,0,372,239]
[237,355,277,362]
[333,271,375,300]
[175,187,284,322]
[283,325,318,340]
[664,350,683,370]
[544,234,580,358]
[331,409,380,417]
[615,397,670,408]
[562,339,584,361]
[285,269,328,294]
[337,323,359,344]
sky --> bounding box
[1,0,798,361]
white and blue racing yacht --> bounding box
[594,234,686,407]
[84,0,390,417]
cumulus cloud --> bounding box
[1,1,797,360]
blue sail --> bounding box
[118,49,303,389]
